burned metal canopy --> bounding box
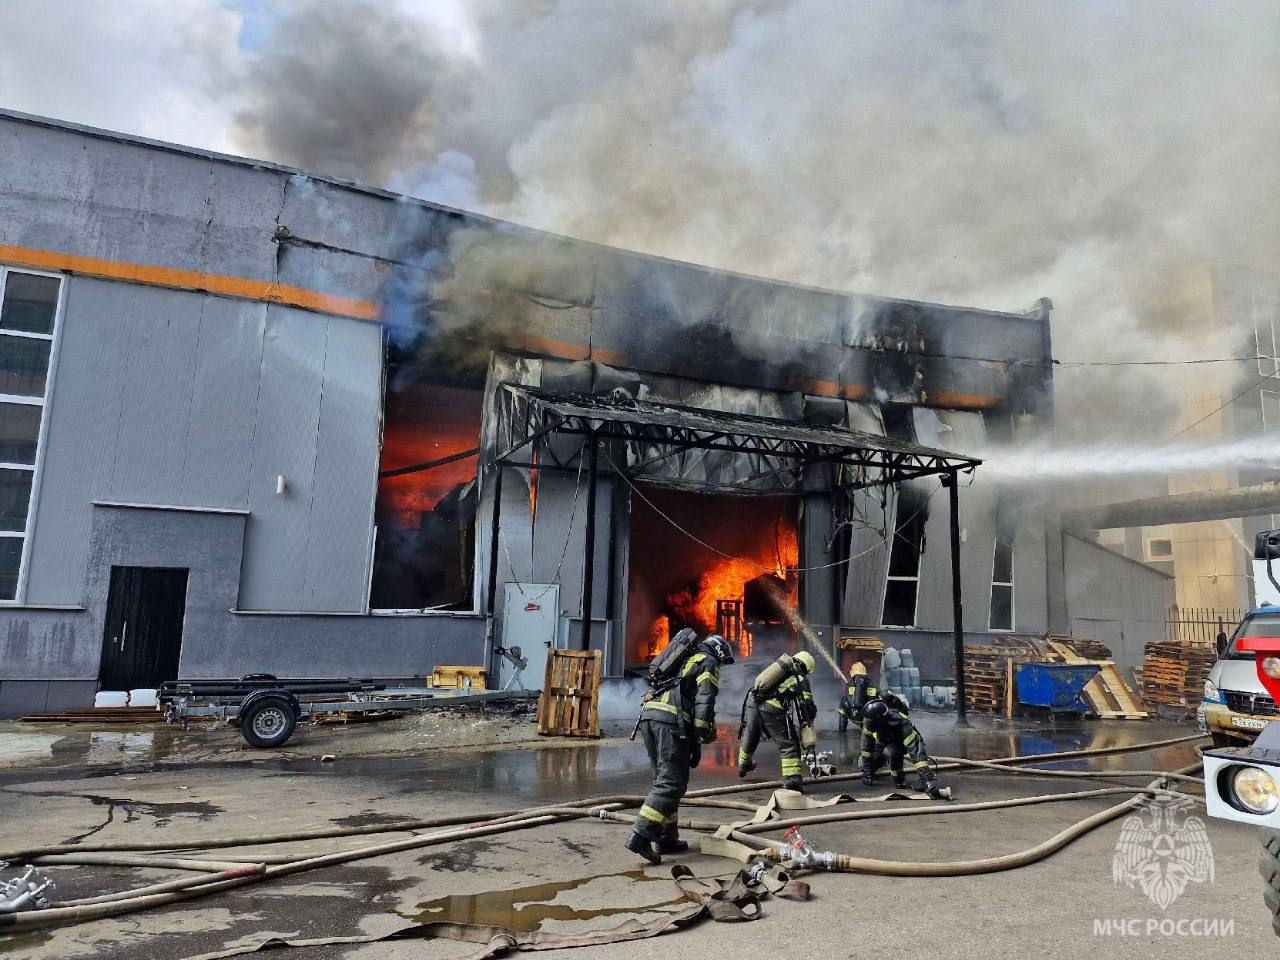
[494,383,981,487]
[487,382,982,726]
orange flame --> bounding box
[644,518,798,660]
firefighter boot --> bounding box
[625,832,662,865]
[659,830,690,855]
[893,771,908,790]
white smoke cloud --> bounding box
[4,0,1278,456]
[0,0,243,154]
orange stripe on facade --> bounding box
[1,245,1002,409]
[0,243,380,321]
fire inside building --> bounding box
[0,110,1171,717]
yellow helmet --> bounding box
[793,651,816,675]
[848,662,868,679]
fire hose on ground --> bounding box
[0,733,1207,935]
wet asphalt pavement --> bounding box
[0,711,1272,959]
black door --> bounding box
[98,566,189,690]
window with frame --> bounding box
[879,405,927,627]
[0,268,61,601]
[988,535,1015,632]
[882,482,928,627]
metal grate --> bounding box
[1225,690,1280,717]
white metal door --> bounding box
[500,584,559,691]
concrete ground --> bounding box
[0,708,1271,959]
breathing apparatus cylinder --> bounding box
[799,723,819,750]
[752,653,796,695]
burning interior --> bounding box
[626,487,799,666]
[371,380,482,610]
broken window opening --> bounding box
[989,508,1015,632]
[879,404,926,627]
[369,381,482,611]
[882,482,928,627]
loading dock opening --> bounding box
[625,485,798,666]
[490,384,983,722]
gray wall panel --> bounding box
[303,317,382,610]
[1012,505,1049,634]
[25,277,135,603]
[1063,533,1173,672]
[179,298,267,507]
[107,287,204,503]
[239,308,381,611]
[0,117,282,282]
[238,306,329,609]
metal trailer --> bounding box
[159,675,533,748]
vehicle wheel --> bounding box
[240,695,297,749]
[1211,732,1234,748]
[1261,831,1280,936]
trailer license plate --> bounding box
[1233,716,1268,730]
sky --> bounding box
[1,0,1278,455]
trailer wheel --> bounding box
[1261,831,1280,936]
[240,695,297,749]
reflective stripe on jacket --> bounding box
[641,648,719,735]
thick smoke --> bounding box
[221,0,1280,461]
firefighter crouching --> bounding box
[627,630,735,864]
[738,650,817,790]
[860,691,951,800]
[837,662,873,733]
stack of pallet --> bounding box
[963,643,1040,713]
[960,638,1148,719]
[1058,637,1112,661]
[1141,641,1216,708]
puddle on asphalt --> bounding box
[409,869,687,932]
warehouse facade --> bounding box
[0,110,1168,716]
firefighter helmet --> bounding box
[793,650,816,675]
[704,634,735,665]
[862,699,889,722]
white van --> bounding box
[1199,606,1280,746]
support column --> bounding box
[486,462,505,618]
[946,470,970,728]
[580,433,600,651]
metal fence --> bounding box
[1165,606,1244,646]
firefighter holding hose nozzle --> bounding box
[860,690,951,800]
[626,629,735,865]
[738,650,818,790]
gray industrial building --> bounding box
[0,110,1170,717]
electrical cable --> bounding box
[1167,370,1276,441]
[499,444,585,603]
[603,445,943,574]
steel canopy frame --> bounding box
[489,383,981,726]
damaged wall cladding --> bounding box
[0,109,1166,716]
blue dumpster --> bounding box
[1014,663,1102,713]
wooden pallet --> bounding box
[1140,640,1215,708]
[1045,641,1148,719]
[536,649,602,738]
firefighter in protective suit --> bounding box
[737,650,817,790]
[859,691,948,798]
[837,662,874,732]
[626,633,735,864]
